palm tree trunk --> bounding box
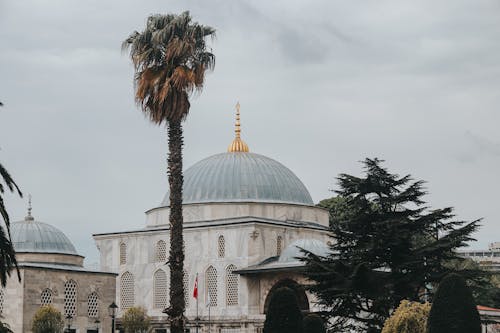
[167,119,185,333]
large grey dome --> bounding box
[161,152,314,206]
[11,218,78,255]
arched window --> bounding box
[120,242,127,265]
[226,264,239,306]
[153,269,168,309]
[120,272,134,310]
[218,235,225,258]
[64,280,77,317]
[87,292,99,318]
[41,288,53,306]
[277,236,283,256]
[183,270,189,307]
[0,289,4,314]
[156,240,167,262]
[205,266,218,307]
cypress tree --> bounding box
[303,313,326,333]
[264,287,303,333]
[427,273,481,333]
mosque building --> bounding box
[93,105,331,332]
[0,199,117,333]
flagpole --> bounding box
[196,273,199,333]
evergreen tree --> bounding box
[303,313,326,333]
[264,287,303,333]
[427,273,481,333]
[302,158,482,332]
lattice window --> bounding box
[0,289,4,314]
[277,236,283,256]
[205,266,217,307]
[226,264,239,306]
[87,292,99,318]
[120,272,135,310]
[218,235,225,258]
[156,240,167,262]
[64,280,77,317]
[153,269,168,309]
[183,270,189,307]
[41,288,53,306]
[120,242,127,265]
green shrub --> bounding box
[31,305,64,333]
[122,306,150,333]
[427,273,481,333]
[264,287,303,333]
[382,300,430,333]
[303,313,326,333]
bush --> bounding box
[427,273,481,333]
[264,287,303,333]
[381,300,430,333]
[122,306,151,333]
[303,313,326,333]
[31,305,64,333]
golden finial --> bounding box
[228,102,249,152]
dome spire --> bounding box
[25,194,34,221]
[228,102,249,152]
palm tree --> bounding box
[122,12,215,333]
[0,103,22,287]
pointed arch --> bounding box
[120,241,127,265]
[218,235,225,258]
[205,265,218,307]
[64,279,78,317]
[87,292,99,318]
[156,240,167,262]
[120,271,135,310]
[153,269,168,309]
[226,264,238,306]
[277,235,283,256]
[41,288,53,306]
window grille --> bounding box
[277,236,283,256]
[205,266,217,307]
[183,270,189,307]
[0,289,4,314]
[120,242,127,265]
[226,265,239,306]
[218,235,225,258]
[153,269,168,309]
[41,288,53,306]
[120,272,135,310]
[87,292,99,318]
[64,280,77,317]
[156,240,167,262]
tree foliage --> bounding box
[264,287,303,333]
[122,307,151,333]
[31,305,64,333]
[381,300,430,333]
[303,158,482,332]
[302,313,326,333]
[122,12,215,333]
[0,103,22,287]
[427,273,481,333]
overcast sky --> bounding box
[1,0,499,265]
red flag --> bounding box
[193,274,198,299]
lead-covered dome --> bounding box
[11,217,78,255]
[161,152,314,206]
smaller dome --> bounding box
[278,239,329,263]
[11,218,78,255]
